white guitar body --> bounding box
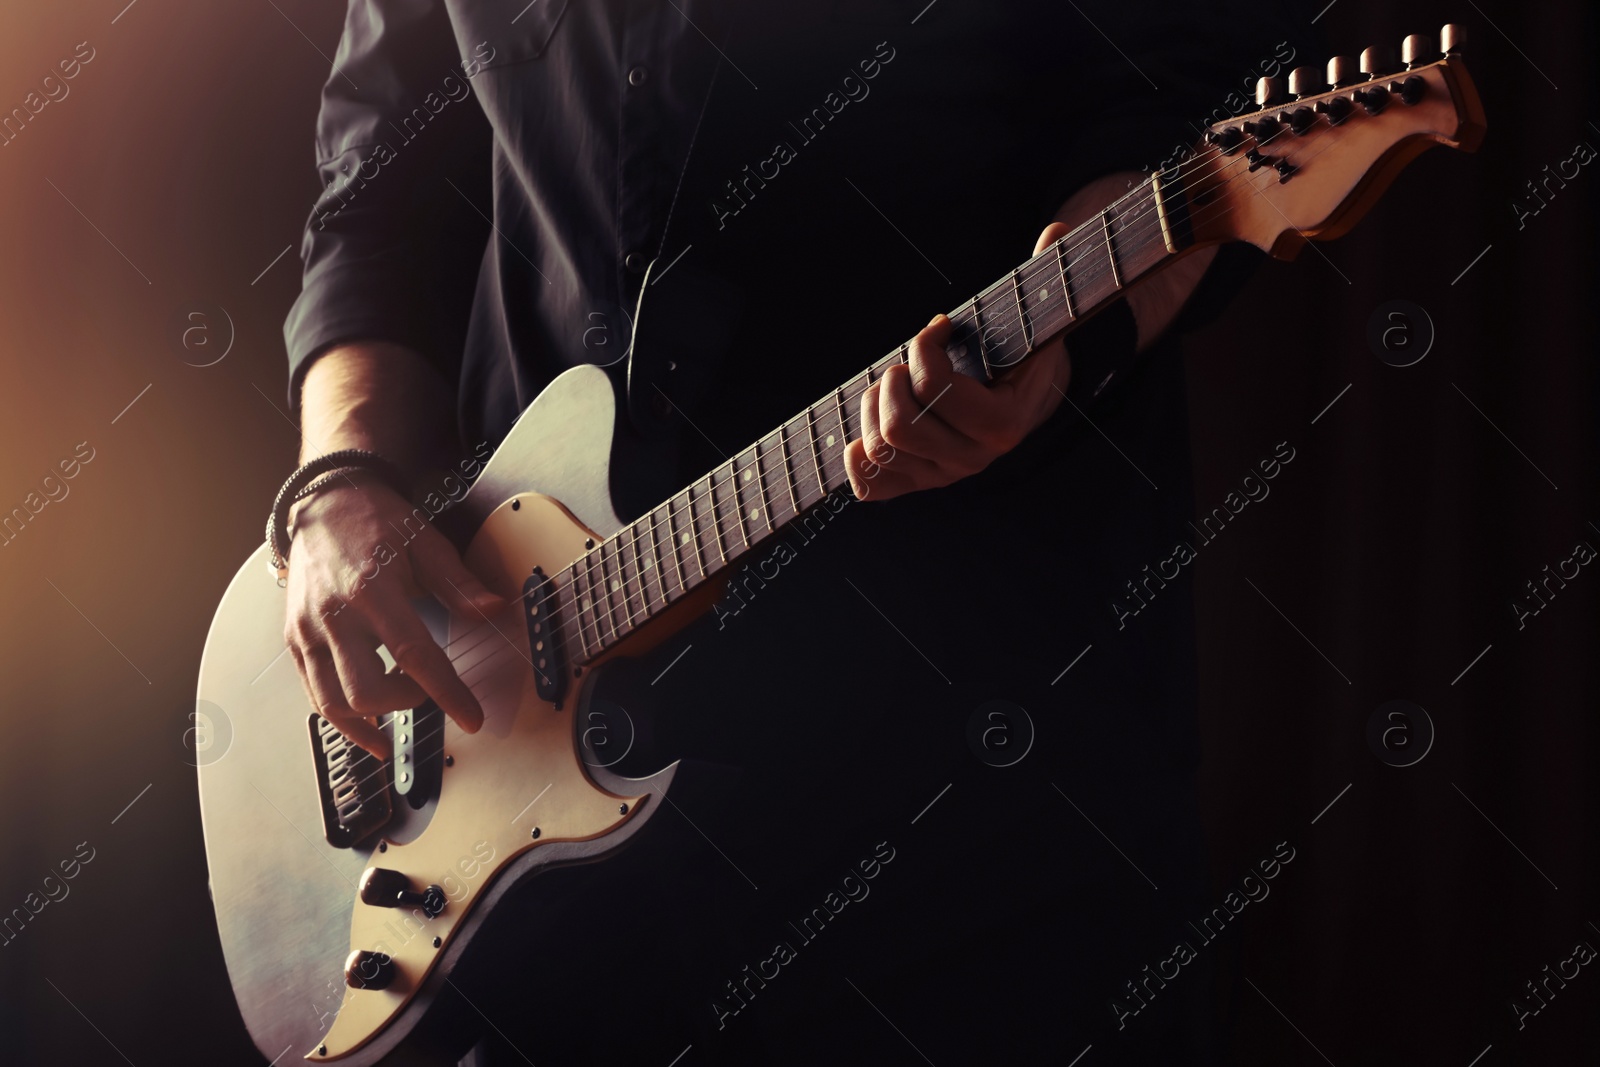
[197,365,681,1065]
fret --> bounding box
[972,292,990,369]
[803,407,827,499]
[675,490,707,582]
[582,547,617,644]
[644,508,670,606]
[627,521,658,614]
[627,528,652,619]
[775,424,801,519]
[749,439,777,534]
[734,446,767,540]
[692,476,729,567]
[564,565,595,661]
[1010,268,1032,352]
[597,539,635,631]
[617,536,644,627]
[1053,237,1076,321]
[1101,208,1122,289]
[714,460,749,556]
[665,496,693,591]
[822,388,848,487]
[843,372,871,441]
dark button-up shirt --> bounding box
[284,0,1244,449]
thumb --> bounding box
[1034,221,1072,255]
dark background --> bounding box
[0,1,1594,1065]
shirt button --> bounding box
[627,66,649,87]
[624,252,648,274]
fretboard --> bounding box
[553,170,1189,662]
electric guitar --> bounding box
[197,29,1485,1064]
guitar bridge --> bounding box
[309,714,393,848]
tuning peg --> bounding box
[1402,34,1437,69]
[1255,77,1285,107]
[1441,23,1466,55]
[1326,56,1357,89]
[1361,45,1397,79]
[1287,65,1321,98]
[1315,93,1353,124]
[1243,115,1280,141]
[1354,84,1389,114]
[1205,126,1244,153]
[1389,74,1427,105]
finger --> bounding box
[409,529,507,617]
[858,382,942,485]
[371,610,485,734]
[901,327,1022,451]
[908,314,1067,450]
[1033,221,1072,255]
[323,613,430,717]
[843,439,937,502]
[858,380,889,473]
[878,363,988,474]
[303,644,393,758]
[849,382,946,500]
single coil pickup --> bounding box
[525,567,567,706]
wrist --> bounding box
[267,450,412,577]
[287,470,400,530]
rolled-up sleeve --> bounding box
[282,0,491,409]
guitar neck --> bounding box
[556,170,1193,662]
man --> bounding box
[281,2,1262,1061]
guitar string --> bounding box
[330,106,1386,773]
[481,112,1361,657]
[417,114,1360,676]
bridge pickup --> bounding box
[390,701,444,806]
[524,567,567,705]
[309,714,392,848]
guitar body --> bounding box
[197,365,693,1065]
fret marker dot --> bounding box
[743,470,752,482]
[681,532,690,544]
[826,434,835,446]
[749,507,759,520]
[642,557,652,568]
[1038,287,1048,302]
[581,598,591,610]
[610,579,620,592]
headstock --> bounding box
[1185,24,1486,259]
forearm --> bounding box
[298,341,457,478]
